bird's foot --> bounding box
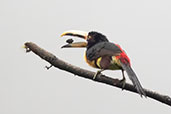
[93,70,103,80]
[119,78,126,90]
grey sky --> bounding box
[0,0,171,113]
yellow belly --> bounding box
[84,54,97,68]
[84,54,121,70]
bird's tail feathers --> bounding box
[120,62,146,97]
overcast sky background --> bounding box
[0,0,171,113]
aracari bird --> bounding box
[61,30,146,97]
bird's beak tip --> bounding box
[61,45,69,48]
[60,33,65,37]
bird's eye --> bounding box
[87,35,92,40]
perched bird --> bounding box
[61,30,146,97]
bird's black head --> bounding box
[87,31,109,49]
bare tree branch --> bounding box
[24,42,171,107]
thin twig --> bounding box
[24,42,171,107]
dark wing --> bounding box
[86,42,122,61]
